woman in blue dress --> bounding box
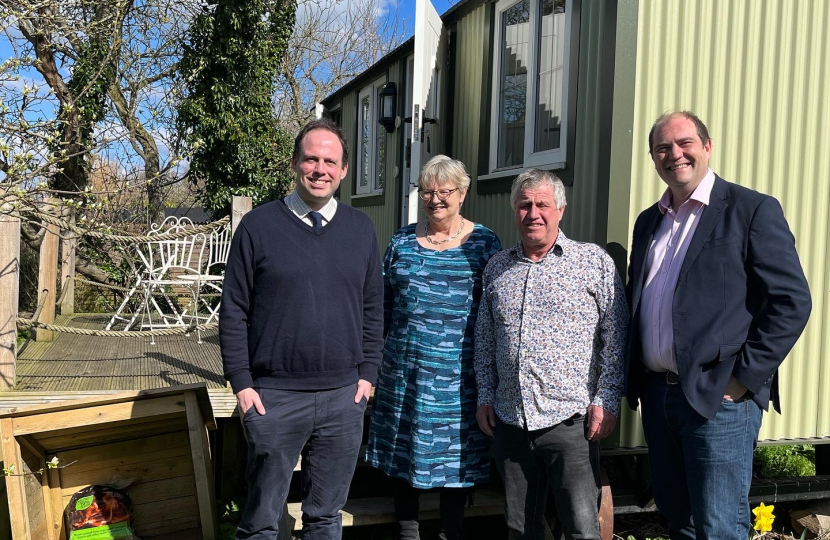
[365,155,501,540]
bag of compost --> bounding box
[65,485,137,540]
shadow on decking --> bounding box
[15,314,225,391]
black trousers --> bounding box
[393,479,471,540]
[236,384,367,540]
[492,416,601,540]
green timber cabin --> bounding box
[319,0,830,449]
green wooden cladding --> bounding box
[328,0,830,446]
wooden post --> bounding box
[35,206,59,342]
[0,210,20,391]
[59,209,76,316]
[0,418,31,540]
[231,196,252,237]
[185,391,218,540]
[46,468,65,540]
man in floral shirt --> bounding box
[474,169,628,540]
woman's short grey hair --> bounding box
[510,169,567,209]
[418,155,471,191]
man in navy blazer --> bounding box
[626,111,811,540]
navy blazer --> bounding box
[625,175,811,420]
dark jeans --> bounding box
[235,384,367,540]
[393,479,471,540]
[492,416,601,540]
[640,376,762,540]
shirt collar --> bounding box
[510,229,569,262]
[285,191,338,222]
[657,168,715,214]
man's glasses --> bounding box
[418,187,459,201]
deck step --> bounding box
[286,488,505,530]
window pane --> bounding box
[360,96,370,188]
[497,0,529,169]
[534,0,566,153]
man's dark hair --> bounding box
[648,111,711,154]
[292,118,349,166]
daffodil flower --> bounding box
[752,502,775,533]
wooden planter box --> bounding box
[0,384,218,540]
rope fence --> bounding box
[10,209,230,243]
[16,317,219,338]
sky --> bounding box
[395,0,461,38]
[0,0,458,183]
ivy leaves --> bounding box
[177,0,297,214]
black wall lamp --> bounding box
[378,82,397,133]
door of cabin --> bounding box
[401,0,446,226]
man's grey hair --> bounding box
[510,169,567,209]
[418,155,471,191]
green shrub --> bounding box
[16,329,30,348]
[755,445,816,479]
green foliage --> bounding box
[52,13,119,193]
[79,236,131,285]
[177,0,297,214]
[755,445,816,479]
[218,498,244,540]
[16,329,30,349]
[66,37,115,147]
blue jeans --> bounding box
[236,384,367,540]
[640,375,762,540]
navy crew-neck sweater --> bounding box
[219,198,384,393]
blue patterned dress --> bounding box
[365,223,502,488]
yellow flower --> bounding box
[752,502,775,533]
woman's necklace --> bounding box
[425,217,466,245]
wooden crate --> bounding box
[0,383,218,540]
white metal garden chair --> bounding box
[105,216,196,332]
[177,223,232,343]
[135,231,207,343]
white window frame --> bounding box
[356,76,387,196]
[488,0,573,174]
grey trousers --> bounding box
[492,416,601,540]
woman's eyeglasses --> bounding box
[418,188,459,201]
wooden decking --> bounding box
[3,314,236,417]
[17,314,225,391]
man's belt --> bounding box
[647,369,680,385]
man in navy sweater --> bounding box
[220,118,384,539]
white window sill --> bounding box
[351,191,384,199]
[478,162,566,182]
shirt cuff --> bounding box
[591,395,620,416]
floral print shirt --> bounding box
[474,231,629,430]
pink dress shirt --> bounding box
[639,169,716,373]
